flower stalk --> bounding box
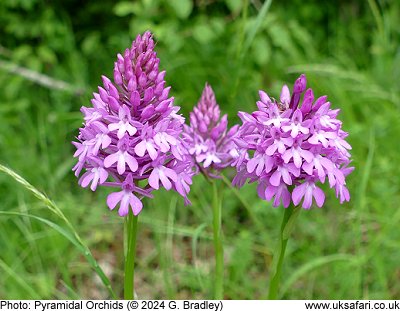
[124,212,138,300]
[268,204,300,299]
[212,181,224,299]
[184,84,237,298]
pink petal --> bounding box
[265,156,275,173]
[255,157,265,176]
[308,134,319,145]
[147,142,158,160]
[159,169,172,190]
[102,135,112,149]
[108,123,119,132]
[269,170,282,187]
[118,194,130,216]
[107,191,124,210]
[135,140,147,157]
[259,90,271,104]
[340,139,352,150]
[257,183,266,199]
[280,85,290,105]
[117,153,126,174]
[292,149,302,168]
[119,105,127,119]
[126,123,137,136]
[99,168,108,184]
[281,168,292,185]
[299,126,309,135]
[166,134,177,145]
[203,155,212,168]
[320,157,334,171]
[266,144,277,156]
[277,141,286,154]
[80,172,93,188]
[148,169,160,189]
[164,167,178,182]
[303,186,313,209]
[104,152,119,168]
[282,137,294,147]
[281,186,291,208]
[313,186,325,207]
[117,124,126,139]
[130,91,140,106]
[90,173,99,191]
[273,195,281,207]
[281,125,292,132]
[302,161,314,175]
[73,146,83,158]
[125,153,138,172]
[290,126,299,138]
[247,157,259,173]
[287,163,300,177]
[264,185,276,200]
[130,195,143,216]
[292,183,307,206]
[301,149,314,163]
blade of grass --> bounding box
[280,254,358,297]
[0,258,39,298]
[191,223,208,292]
[57,281,81,299]
[232,0,273,100]
[220,174,265,235]
[0,210,115,298]
[287,64,368,83]
[367,0,385,41]
[0,164,116,299]
[241,0,273,59]
[354,128,375,298]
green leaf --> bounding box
[113,1,139,17]
[282,206,301,240]
[193,23,215,45]
[225,0,242,13]
[168,0,193,19]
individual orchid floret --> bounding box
[183,83,239,176]
[233,74,353,209]
[72,31,194,216]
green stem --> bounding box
[212,181,224,299]
[124,212,138,300]
[268,205,300,299]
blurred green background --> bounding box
[1,0,399,299]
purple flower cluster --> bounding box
[233,75,353,209]
[72,31,194,216]
[183,84,239,175]
[73,29,353,214]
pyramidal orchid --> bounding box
[183,84,239,299]
[72,31,194,217]
[232,74,353,299]
[183,83,239,177]
[72,32,197,299]
[233,74,353,209]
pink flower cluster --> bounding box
[72,31,353,216]
[183,84,239,176]
[233,75,353,209]
[72,32,194,216]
